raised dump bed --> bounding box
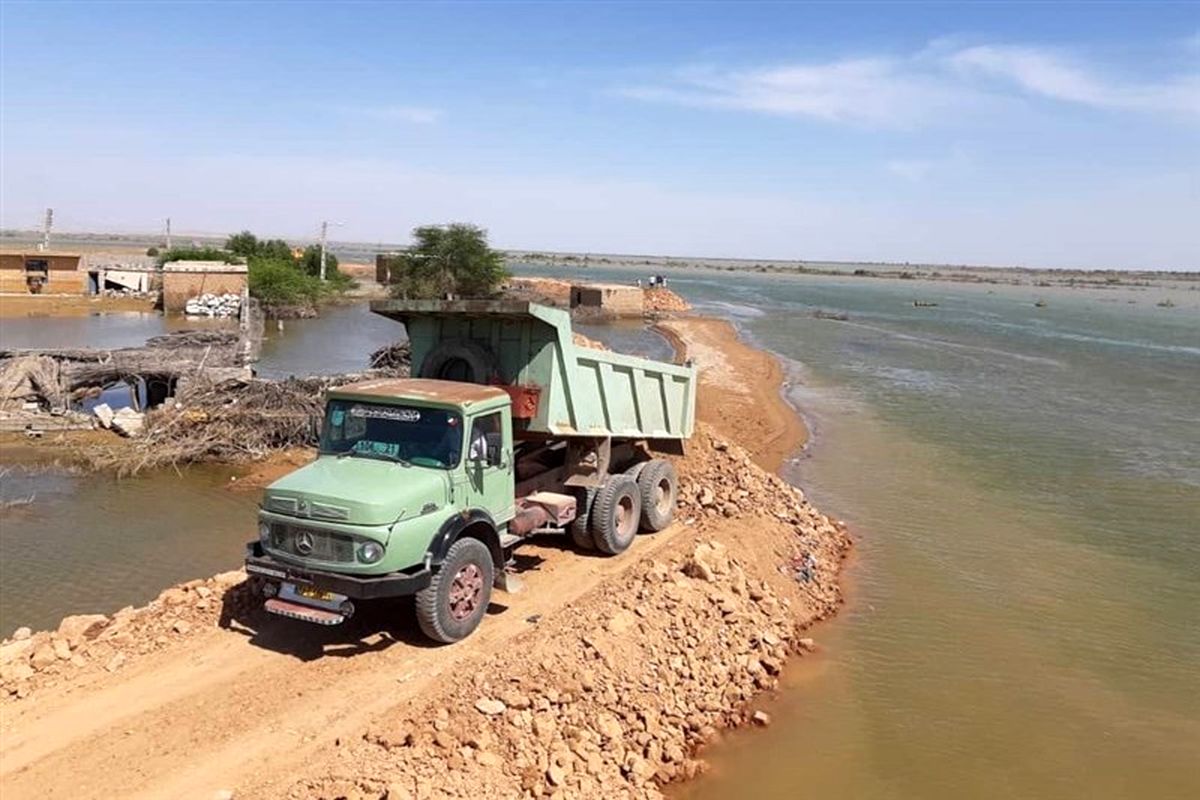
[369,299,696,443]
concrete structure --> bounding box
[569,282,644,317]
[0,251,86,294]
[161,261,248,312]
[85,254,159,294]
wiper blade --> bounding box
[370,452,412,467]
[327,448,411,466]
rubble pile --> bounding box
[184,292,243,318]
[643,287,692,314]
[369,341,413,370]
[282,428,848,800]
[0,570,255,700]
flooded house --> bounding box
[0,251,86,294]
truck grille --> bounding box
[269,524,355,563]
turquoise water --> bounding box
[516,264,1200,799]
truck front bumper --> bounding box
[244,541,432,600]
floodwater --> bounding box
[0,464,257,634]
[520,264,1200,800]
[0,311,230,350]
[256,302,404,378]
[3,268,1198,800]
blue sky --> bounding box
[2,1,1197,269]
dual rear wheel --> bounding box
[581,458,678,555]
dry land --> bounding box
[0,293,157,318]
[0,319,848,800]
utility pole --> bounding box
[318,220,345,280]
[319,220,329,281]
[39,208,53,251]
[165,217,172,250]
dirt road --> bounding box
[0,316,836,799]
[1,531,689,799]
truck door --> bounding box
[464,410,514,522]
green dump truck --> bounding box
[245,300,697,642]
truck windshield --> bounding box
[319,400,462,469]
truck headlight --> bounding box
[259,521,271,544]
[359,541,385,563]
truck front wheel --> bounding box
[416,537,494,643]
[591,475,642,555]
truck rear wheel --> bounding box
[416,537,494,643]
[590,474,642,555]
[636,459,678,532]
[569,488,596,551]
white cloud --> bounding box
[345,105,442,124]
[949,45,1200,115]
[622,42,1199,126]
[620,58,970,127]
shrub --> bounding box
[157,247,238,266]
[248,257,323,307]
[146,246,160,257]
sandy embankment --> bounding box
[0,318,849,800]
[657,317,806,471]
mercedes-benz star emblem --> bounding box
[295,531,315,555]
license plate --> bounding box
[296,585,336,602]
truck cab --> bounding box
[246,379,519,641]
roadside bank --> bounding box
[0,315,849,800]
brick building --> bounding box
[161,261,248,312]
[0,251,86,294]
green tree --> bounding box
[225,230,260,258]
[248,257,323,307]
[389,223,509,299]
[298,244,338,277]
[258,238,294,262]
[157,246,237,266]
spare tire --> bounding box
[419,340,498,384]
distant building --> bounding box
[570,282,644,317]
[161,261,248,312]
[0,251,86,294]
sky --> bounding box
[1,1,1197,270]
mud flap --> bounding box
[494,570,524,595]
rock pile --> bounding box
[184,292,243,318]
[643,287,691,314]
[0,570,254,700]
